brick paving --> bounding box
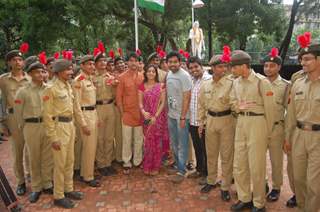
[0,140,295,211]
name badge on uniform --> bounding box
[58,95,67,100]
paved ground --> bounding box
[0,140,295,212]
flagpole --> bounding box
[134,0,139,50]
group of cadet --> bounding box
[0,31,319,212]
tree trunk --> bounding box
[239,36,247,50]
[168,37,178,51]
[279,0,302,64]
[207,0,212,60]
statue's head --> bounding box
[193,21,199,28]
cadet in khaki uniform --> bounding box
[43,59,83,209]
[285,38,320,212]
[0,50,30,196]
[14,62,53,203]
[198,53,235,201]
[230,50,275,212]
[72,55,100,187]
[94,52,117,176]
[262,48,290,202]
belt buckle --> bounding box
[303,124,312,131]
[37,117,42,122]
[244,111,250,116]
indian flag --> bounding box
[138,0,165,13]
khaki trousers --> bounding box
[206,115,235,190]
[79,110,98,181]
[7,114,27,185]
[52,122,75,199]
[234,116,268,209]
[267,123,284,190]
[292,128,320,212]
[24,123,53,192]
[122,124,143,168]
[114,107,123,162]
[96,104,115,168]
[73,125,82,171]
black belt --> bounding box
[208,109,231,117]
[53,116,73,122]
[275,120,284,125]
[8,108,14,114]
[81,106,96,111]
[297,121,320,131]
[24,117,43,123]
[96,99,114,105]
[239,111,264,116]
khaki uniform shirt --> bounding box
[269,75,290,123]
[94,72,115,101]
[285,75,320,141]
[14,82,47,128]
[230,69,276,134]
[290,69,306,84]
[42,78,74,143]
[197,75,233,126]
[0,72,30,118]
[158,68,167,83]
[72,71,97,128]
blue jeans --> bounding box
[168,117,190,175]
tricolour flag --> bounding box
[138,0,165,13]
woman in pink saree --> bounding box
[138,65,168,175]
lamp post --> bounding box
[192,0,205,25]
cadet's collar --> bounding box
[8,71,29,81]
[304,74,320,82]
[56,78,69,88]
[212,74,227,85]
[247,69,256,82]
[272,75,282,85]
[30,81,45,88]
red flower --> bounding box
[38,51,47,65]
[221,45,231,63]
[53,52,60,59]
[178,49,184,55]
[78,75,85,81]
[109,49,115,59]
[93,48,101,57]
[118,48,123,57]
[98,41,106,53]
[297,32,312,49]
[19,42,29,54]
[269,48,279,58]
[158,50,166,59]
[183,51,190,59]
[156,45,163,54]
[136,49,142,56]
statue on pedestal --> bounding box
[189,21,205,59]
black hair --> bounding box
[187,56,202,68]
[126,52,138,61]
[166,51,181,62]
[114,57,124,65]
[143,64,159,83]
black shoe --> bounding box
[220,190,231,201]
[64,191,84,200]
[267,189,280,202]
[16,183,26,196]
[200,183,217,193]
[54,198,75,209]
[98,167,108,176]
[84,179,101,187]
[252,206,266,212]
[42,187,53,194]
[265,183,269,195]
[29,192,41,203]
[286,195,297,208]
[231,201,253,211]
[198,176,207,186]
[186,162,193,171]
[10,205,22,212]
[73,169,81,181]
[107,166,117,175]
